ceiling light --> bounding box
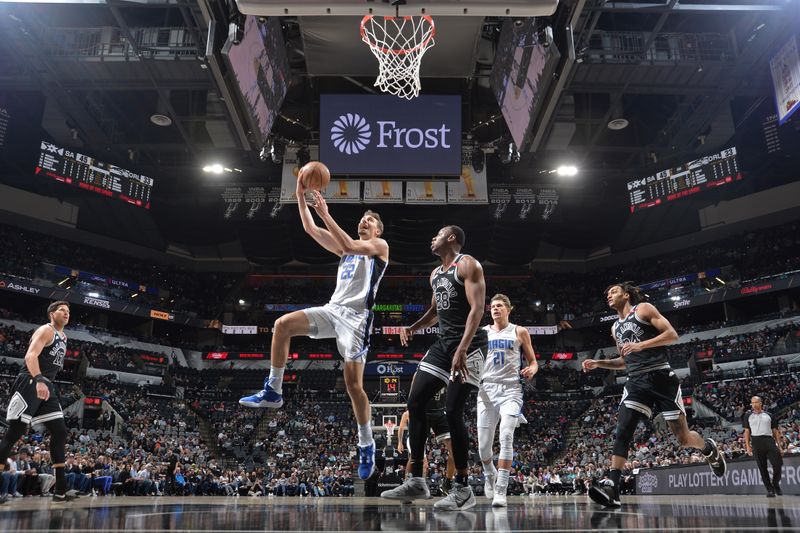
[238,299,246,305]
[556,165,578,177]
[715,277,726,285]
[150,113,172,127]
[607,118,629,130]
[203,164,225,174]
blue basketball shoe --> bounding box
[239,383,283,408]
[357,440,376,480]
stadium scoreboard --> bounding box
[36,141,153,209]
[380,376,400,396]
[627,147,741,212]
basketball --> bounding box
[299,161,331,191]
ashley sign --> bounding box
[320,94,461,176]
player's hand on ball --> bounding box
[582,359,598,372]
[620,342,643,357]
[310,191,329,216]
[36,382,50,401]
[399,327,414,347]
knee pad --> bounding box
[44,418,68,464]
[498,415,517,461]
[612,406,643,459]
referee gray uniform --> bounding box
[743,409,782,495]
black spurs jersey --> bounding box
[612,305,670,377]
[22,325,67,381]
[431,254,488,345]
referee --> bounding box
[743,395,784,497]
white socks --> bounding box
[484,461,498,478]
[358,422,373,447]
[267,366,284,394]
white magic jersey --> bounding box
[329,254,387,311]
[482,323,522,383]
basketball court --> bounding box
[1,495,798,532]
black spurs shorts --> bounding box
[620,369,685,421]
[5,374,63,426]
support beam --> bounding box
[529,0,587,152]
[581,0,679,157]
[565,82,766,96]
[588,1,785,13]
[108,3,198,156]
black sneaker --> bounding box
[767,490,776,498]
[774,484,783,496]
[53,490,80,502]
[588,481,621,508]
[703,438,727,477]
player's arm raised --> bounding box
[25,326,52,400]
[619,302,678,357]
[310,191,388,259]
[296,179,343,256]
[452,256,486,379]
[518,326,539,380]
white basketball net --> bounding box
[360,15,436,100]
[384,421,396,445]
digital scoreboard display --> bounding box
[381,376,400,396]
[35,141,153,209]
[627,147,742,212]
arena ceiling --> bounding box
[0,0,797,266]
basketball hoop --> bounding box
[360,15,436,100]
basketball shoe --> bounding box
[433,482,476,511]
[703,438,727,477]
[53,490,79,503]
[492,484,508,507]
[484,473,496,499]
[239,383,283,408]
[358,440,376,480]
[381,477,431,501]
[588,479,620,508]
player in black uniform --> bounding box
[396,388,456,492]
[381,225,487,511]
[0,301,78,503]
[582,282,726,508]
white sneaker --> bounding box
[492,485,508,507]
[484,474,496,499]
[381,477,431,501]
[433,482,476,511]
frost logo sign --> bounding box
[331,113,371,155]
[320,94,461,175]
